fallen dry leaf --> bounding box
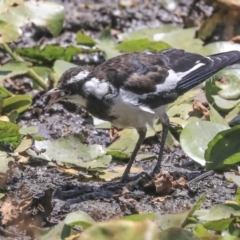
[0,195,32,226]
[109,127,122,142]
[144,171,188,195]
[191,101,209,120]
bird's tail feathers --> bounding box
[176,51,240,94]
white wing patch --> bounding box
[176,62,205,80]
[118,89,155,114]
[68,70,90,84]
[83,77,110,99]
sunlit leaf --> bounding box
[153,27,203,53]
[180,121,229,166]
[31,67,52,89]
[53,60,77,80]
[0,0,64,37]
[194,224,212,238]
[16,45,84,63]
[14,135,33,154]
[96,27,120,59]
[209,104,229,126]
[203,218,234,231]
[119,24,180,41]
[197,204,240,221]
[236,188,240,205]
[116,38,169,53]
[202,42,240,55]
[19,126,38,135]
[2,95,32,114]
[107,129,138,159]
[0,61,31,83]
[0,20,21,43]
[64,211,96,229]
[27,135,111,171]
[76,31,95,47]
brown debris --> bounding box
[191,101,209,120]
[118,196,142,214]
[144,171,188,196]
[109,127,122,142]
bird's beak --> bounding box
[41,88,69,109]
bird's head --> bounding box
[43,66,94,108]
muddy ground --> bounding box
[0,1,237,239]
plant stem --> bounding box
[2,43,48,90]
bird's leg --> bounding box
[152,113,170,175]
[121,127,147,183]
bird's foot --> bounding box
[121,172,151,190]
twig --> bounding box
[2,43,48,90]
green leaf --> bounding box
[216,71,240,100]
[107,129,139,159]
[153,27,203,53]
[205,125,240,170]
[27,135,111,171]
[2,95,32,114]
[197,204,240,221]
[118,24,180,41]
[116,38,169,53]
[0,1,64,37]
[202,42,240,55]
[167,103,192,120]
[203,218,234,231]
[31,67,51,89]
[64,211,96,229]
[0,121,23,148]
[0,20,21,43]
[235,188,240,205]
[194,224,212,238]
[0,61,31,83]
[19,126,38,135]
[156,211,190,230]
[35,221,71,240]
[180,120,229,166]
[159,227,200,240]
[53,60,77,80]
[96,27,120,59]
[209,104,229,126]
[16,45,84,63]
[168,88,203,108]
[7,110,18,123]
[212,95,240,111]
[0,86,13,99]
[76,31,95,47]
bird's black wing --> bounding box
[94,49,240,109]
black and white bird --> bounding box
[43,48,240,182]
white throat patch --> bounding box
[68,70,90,84]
